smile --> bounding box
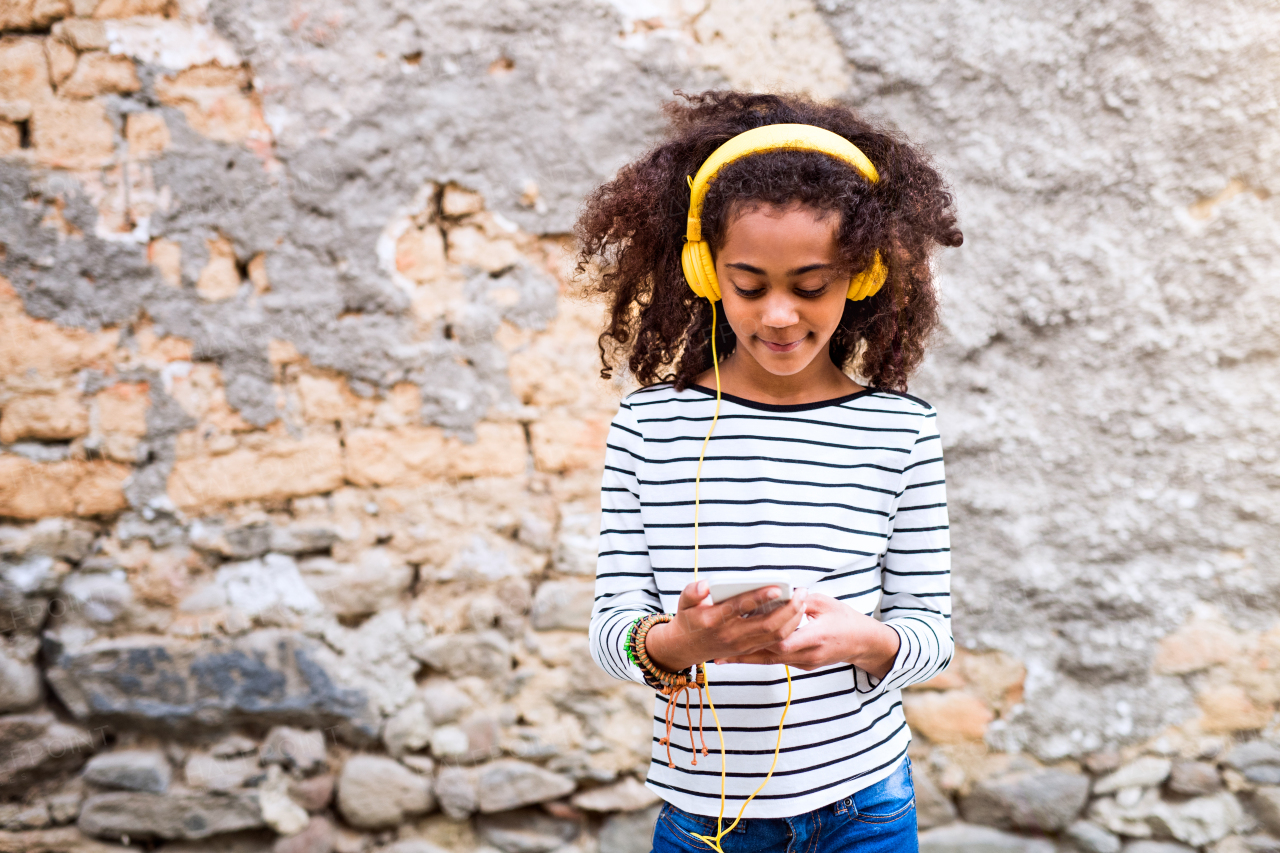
[759,336,804,353]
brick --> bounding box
[0,38,53,105]
[0,122,19,155]
[0,313,117,379]
[343,422,526,486]
[125,111,168,159]
[147,237,181,285]
[395,225,447,283]
[31,98,115,169]
[156,63,261,144]
[296,374,357,423]
[446,223,521,273]
[92,0,175,17]
[167,434,344,509]
[96,382,149,435]
[0,0,73,30]
[0,456,129,519]
[442,184,485,216]
[53,19,107,51]
[1197,684,1272,733]
[903,690,995,743]
[1155,620,1241,675]
[247,253,269,294]
[195,235,240,300]
[58,52,140,98]
[529,414,610,473]
[0,391,89,443]
[44,39,77,87]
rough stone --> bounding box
[168,435,344,508]
[78,791,264,840]
[903,691,994,744]
[474,759,576,814]
[125,111,170,159]
[0,826,129,853]
[420,679,474,725]
[383,701,433,757]
[272,816,334,853]
[336,755,433,830]
[58,52,140,99]
[82,750,172,794]
[416,630,511,679]
[0,392,89,443]
[1248,789,1280,837]
[1225,743,1280,772]
[598,804,662,853]
[0,714,97,796]
[180,553,323,621]
[530,579,595,632]
[919,823,1055,853]
[0,0,72,31]
[960,767,1090,832]
[1199,687,1273,734]
[570,776,659,813]
[1148,793,1245,847]
[1095,758,1174,795]
[0,457,129,519]
[44,630,376,736]
[31,99,115,169]
[298,549,414,618]
[1068,821,1123,853]
[259,766,311,836]
[287,775,334,813]
[1122,844,1196,853]
[915,765,959,830]
[261,727,327,773]
[0,638,42,712]
[342,422,526,486]
[476,809,580,852]
[1169,761,1223,797]
[434,765,478,820]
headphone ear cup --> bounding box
[682,240,722,302]
[846,250,888,302]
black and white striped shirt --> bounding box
[589,382,953,819]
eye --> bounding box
[731,285,765,298]
[794,285,828,298]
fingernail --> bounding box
[767,588,781,600]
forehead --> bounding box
[719,202,840,257]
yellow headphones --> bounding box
[681,123,888,303]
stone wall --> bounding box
[1,1,1277,852]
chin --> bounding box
[750,346,815,377]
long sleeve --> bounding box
[588,398,661,685]
[855,406,954,695]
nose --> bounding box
[759,291,800,331]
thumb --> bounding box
[677,580,711,612]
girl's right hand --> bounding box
[643,580,808,673]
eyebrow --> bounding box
[725,262,833,276]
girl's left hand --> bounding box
[713,590,901,678]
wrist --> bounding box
[645,620,698,673]
[846,621,900,681]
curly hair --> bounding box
[574,90,963,392]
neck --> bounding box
[700,348,862,406]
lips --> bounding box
[760,337,803,353]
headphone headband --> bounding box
[681,123,886,302]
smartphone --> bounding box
[707,571,793,616]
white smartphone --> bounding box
[707,571,793,616]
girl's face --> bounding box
[714,202,848,379]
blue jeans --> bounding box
[651,757,918,853]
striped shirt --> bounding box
[588,381,953,819]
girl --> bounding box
[579,90,963,853]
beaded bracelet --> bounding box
[625,613,710,768]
